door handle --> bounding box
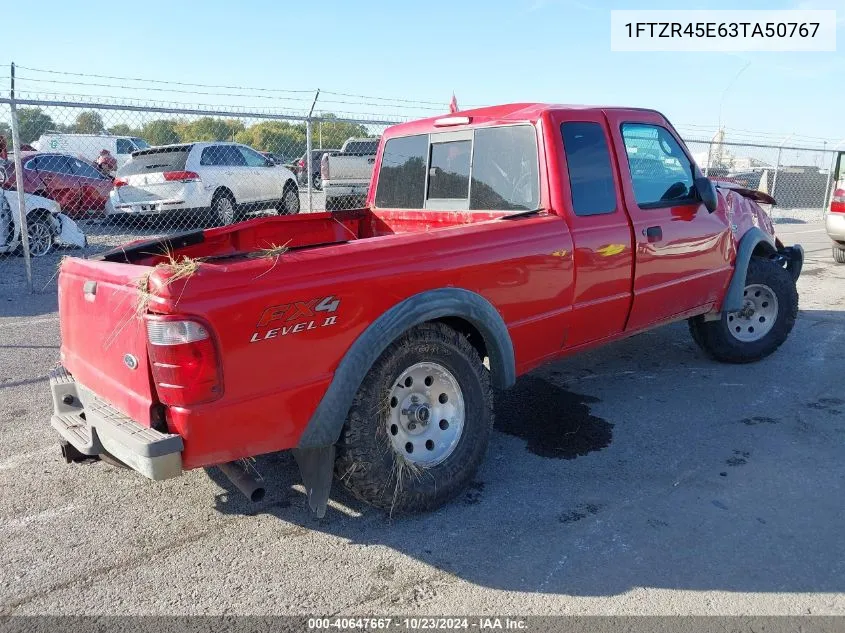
[643,226,662,242]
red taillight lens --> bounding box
[163,171,200,182]
[320,154,329,180]
[113,178,128,188]
[831,188,845,213]
[298,159,305,169]
[145,317,223,407]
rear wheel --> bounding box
[688,258,798,363]
[211,190,236,227]
[833,244,845,264]
[335,322,493,514]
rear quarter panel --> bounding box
[163,215,574,468]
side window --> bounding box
[222,146,247,166]
[471,126,539,211]
[200,146,221,166]
[34,155,73,174]
[427,140,471,203]
[239,146,269,168]
[70,158,104,179]
[560,122,616,216]
[621,123,695,207]
[116,139,134,155]
[374,134,427,209]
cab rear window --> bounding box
[374,125,539,211]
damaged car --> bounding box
[0,169,87,257]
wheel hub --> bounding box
[386,362,465,466]
[727,283,778,342]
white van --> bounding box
[32,133,151,168]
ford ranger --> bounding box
[49,103,803,517]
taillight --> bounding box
[298,159,305,170]
[320,154,329,180]
[113,178,128,188]
[163,171,200,183]
[145,317,223,407]
[830,188,845,213]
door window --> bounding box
[30,155,75,175]
[70,158,105,179]
[116,139,135,155]
[239,146,270,168]
[201,145,246,166]
[621,123,695,208]
[561,122,616,216]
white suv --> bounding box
[828,151,845,263]
[110,142,300,226]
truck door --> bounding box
[550,111,634,347]
[604,110,733,332]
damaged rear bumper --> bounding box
[49,366,183,480]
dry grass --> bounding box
[248,240,291,280]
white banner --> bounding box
[610,10,837,52]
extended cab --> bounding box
[49,104,803,517]
[320,137,379,210]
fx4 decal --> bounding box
[250,295,340,343]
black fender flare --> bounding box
[297,287,516,448]
[721,227,776,313]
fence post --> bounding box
[703,141,712,177]
[306,119,313,213]
[8,63,33,293]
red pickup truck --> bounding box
[50,103,803,517]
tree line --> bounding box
[2,108,374,158]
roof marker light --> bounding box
[434,116,471,127]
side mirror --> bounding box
[0,169,6,185]
[695,176,718,213]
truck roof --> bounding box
[384,102,663,137]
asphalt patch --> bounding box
[494,376,612,459]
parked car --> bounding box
[0,169,87,257]
[296,149,339,190]
[33,133,151,170]
[110,142,300,226]
[321,137,380,209]
[48,103,803,518]
[828,151,845,263]
[260,152,298,170]
[0,152,114,219]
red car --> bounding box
[1,152,113,218]
[48,103,803,517]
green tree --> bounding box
[16,108,55,144]
[141,119,180,146]
[74,111,105,134]
[108,123,141,137]
[176,117,245,142]
[235,120,307,157]
[0,121,11,142]
[314,114,370,150]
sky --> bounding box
[2,0,843,146]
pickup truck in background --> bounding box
[320,137,379,210]
[49,103,803,518]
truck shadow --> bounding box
[208,310,845,598]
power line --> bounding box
[14,64,315,94]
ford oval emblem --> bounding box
[123,354,139,370]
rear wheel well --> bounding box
[283,179,298,196]
[431,317,489,365]
[212,187,234,203]
[28,208,55,228]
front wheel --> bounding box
[335,322,493,514]
[689,258,798,363]
[17,215,54,257]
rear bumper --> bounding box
[826,213,845,242]
[49,366,183,480]
[323,181,369,198]
[108,198,191,215]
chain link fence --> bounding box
[0,92,839,293]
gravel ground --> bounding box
[0,219,843,616]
